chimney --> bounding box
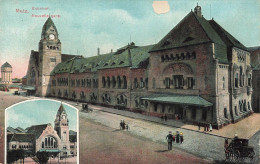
[97,48,100,56]
[194,3,202,17]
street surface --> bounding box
[0,91,259,163]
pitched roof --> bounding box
[57,103,66,115]
[62,54,80,62]
[26,124,48,138]
[7,133,35,142]
[7,127,19,133]
[69,130,77,142]
[141,93,213,107]
[15,127,26,133]
[69,130,77,135]
[150,11,225,52]
[51,44,153,75]
[42,17,58,35]
[208,20,248,51]
[1,62,12,68]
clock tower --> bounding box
[37,17,61,96]
[54,103,70,155]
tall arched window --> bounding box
[235,73,239,88]
[102,76,106,88]
[222,77,225,89]
[117,76,121,88]
[248,74,252,86]
[112,76,116,88]
[123,76,127,89]
[107,77,110,88]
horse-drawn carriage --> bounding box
[81,103,93,113]
[225,137,255,162]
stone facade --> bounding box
[26,5,253,129]
[1,62,12,84]
[249,46,260,112]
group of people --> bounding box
[166,131,184,150]
[120,120,129,130]
[198,123,212,132]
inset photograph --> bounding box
[5,99,78,164]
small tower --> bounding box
[54,103,70,155]
[1,62,12,84]
[38,17,62,96]
[194,3,202,17]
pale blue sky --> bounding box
[0,0,259,78]
[6,99,78,131]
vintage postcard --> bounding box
[0,0,259,163]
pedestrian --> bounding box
[198,123,200,131]
[172,133,176,143]
[206,124,209,131]
[180,132,184,143]
[204,124,206,131]
[126,124,130,131]
[209,124,212,132]
[120,120,123,130]
[166,131,173,150]
[176,131,180,143]
[122,120,126,130]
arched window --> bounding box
[235,73,239,88]
[222,77,225,89]
[123,76,127,89]
[165,55,169,61]
[224,108,228,118]
[170,54,174,60]
[181,53,185,60]
[102,76,106,88]
[248,74,252,86]
[112,76,116,88]
[107,77,110,88]
[239,67,243,87]
[176,54,180,60]
[152,78,156,89]
[117,76,121,88]
[134,78,138,88]
[186,52,190,59]
[161,56,165,62]
[192,52,196,59]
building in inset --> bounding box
[1,62,12,84]
[7,104,77,157]
[25,5,253,129]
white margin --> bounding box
[4,98,80,164]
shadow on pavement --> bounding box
[155,150,170,153]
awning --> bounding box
[141,93,213,107]
[21,85,35,90]
[39,149,61,153]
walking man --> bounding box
[166,131,173,150]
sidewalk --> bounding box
[88,104,260,139]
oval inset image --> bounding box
[5,99,79,164]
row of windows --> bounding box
[47,45,59,50]
[234,72,252,88]
[102,76,127,89]
[42,136,57,149]
[134,78,148,89]
[163,76,195,89]
[161,52,196,62]
[12,145,32,149]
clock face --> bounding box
[49,34,55,40]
